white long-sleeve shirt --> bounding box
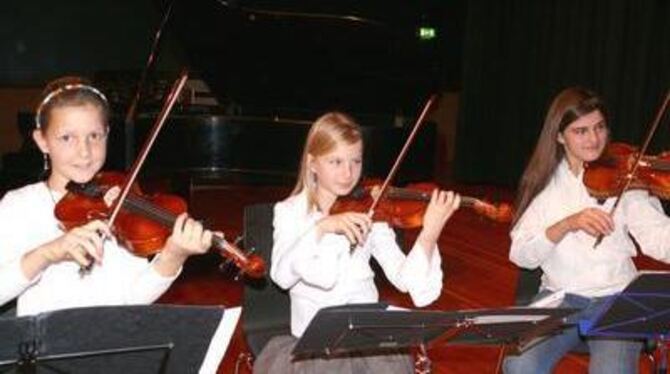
[271,191,443,337]
[0,182,180,316]
[510,159,670,297]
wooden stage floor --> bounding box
[156,183,668,373]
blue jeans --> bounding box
[503,293,642,374]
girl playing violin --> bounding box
[504,87,670,373]
[254,112,460,373]
[0,76,213,316]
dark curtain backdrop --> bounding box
[455,0,670,186]
[0,0,183,85]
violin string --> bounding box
[122,194,178,227]
[647,158,670,172]
[121,194,247,258]
[387,186,478,207]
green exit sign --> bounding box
[418,27,436,40]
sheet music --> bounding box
[529,291,565,308]
[386,305,410,312]
[199,306,241,374]
[467,314,549,324]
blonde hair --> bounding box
[291,112,363,212]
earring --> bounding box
[42,153,49,171]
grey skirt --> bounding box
[253,335,414,374]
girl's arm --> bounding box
[625,191,670,262]
[270,202,348,290]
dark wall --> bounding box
[456,0,670,186]
[0,0,183,85]
[0,0,462,118]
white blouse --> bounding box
[510,159,670,297]
[0,182,179,316]
[271,191,443,337]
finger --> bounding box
[452,193,461,210]
[85,220,112,239]
[584,220,607,237]
[341,218,364,243]
[181,217,196,241]
[73,234,103,264]
[68,245,93,267]
[587,208,614,229]
[441,190,452,205]
[358,213,373,227]
[350,214,372,232]
[586,212,612,234]
[577,220,596,236]
[201,230,214,250]
[588,217,610,235]
[343,225,358,245]
[188,220,205,246]
[347,221,364,244]
[594,211,615,232]
[354,214,372,234]
[76,226,105,252]
[173,213,188,236]
[103,186,121,207]
[443,191,454,207]
[430,189,439,205]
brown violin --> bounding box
[584,142,670,200]
[54,171,266,278]
[330,180,514,229]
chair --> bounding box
[0,300,16,318]
[240,203,291,361]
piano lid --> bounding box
[166,0,454,118]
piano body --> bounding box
[2,1,445,190]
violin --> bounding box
[584,142,670,200]
[54,171,266,278]
[330,180,514,228]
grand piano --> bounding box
[3,1,449,190]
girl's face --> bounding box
[309,140,363,206]
[33,103,108,192]
[558,109,608,171]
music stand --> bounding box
[579,272,670,373]
[0,304,237,374]
[293,303,576,373]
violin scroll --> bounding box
[584,142,670,200]
[467,198,514,223]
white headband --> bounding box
[34,83,108,129]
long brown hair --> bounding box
[291,112,363,212]
[512,87,607,226]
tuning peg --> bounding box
[217,257,246,281]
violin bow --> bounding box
[77,69,187,276]
[367,94,438,217]
[108,69,189,227]
[593,89,670,247]
[124,0,175,166]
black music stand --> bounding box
[579,272,670,374]
[0,304,234,374]
[293,303,576,373]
